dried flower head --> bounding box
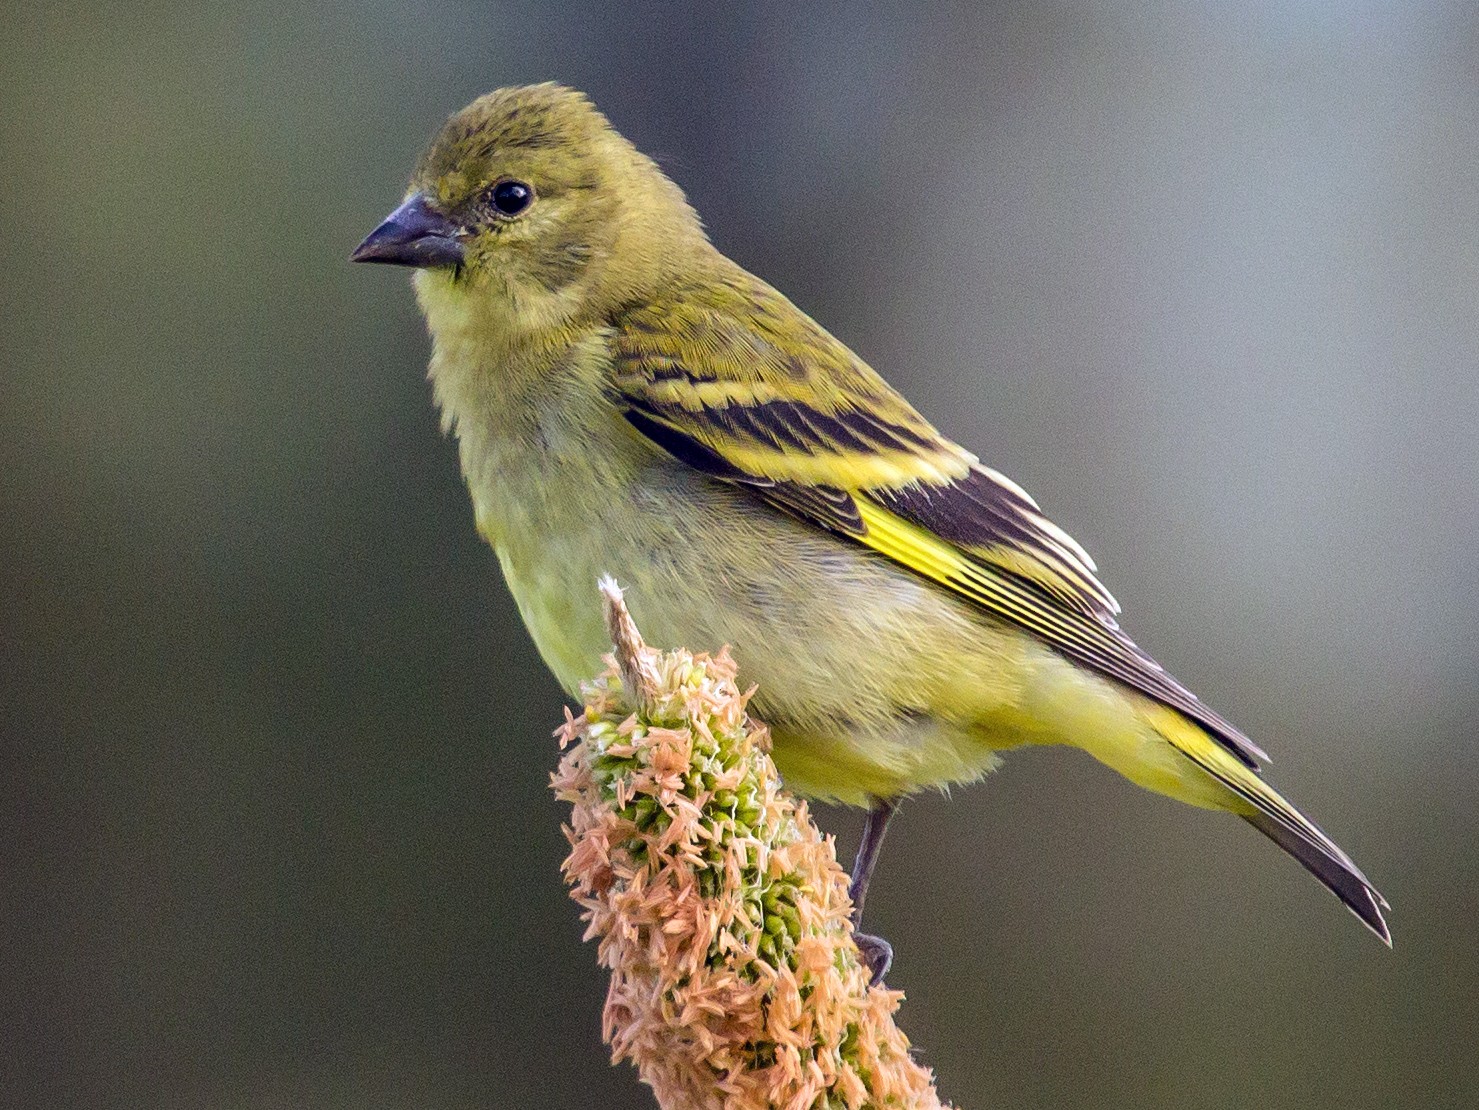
[551,580,952,1110]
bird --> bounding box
[352,82,1389,978]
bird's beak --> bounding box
[350,193,465,268]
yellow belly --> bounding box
[451,365,1234,811]
[476,452,1232,811]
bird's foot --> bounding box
[853,931,893,985]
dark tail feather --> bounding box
[1243,809,1391,946]
[1141,702,1390,944]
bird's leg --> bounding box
[848,797,897,985]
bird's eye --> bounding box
[488,180,534,216]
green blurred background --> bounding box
[4,2,1477,1107]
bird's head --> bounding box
[353,83,705,336]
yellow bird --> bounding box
[353,83,1388,977]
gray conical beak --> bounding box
[350,193,465,268]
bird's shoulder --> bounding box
[607,265,973,488]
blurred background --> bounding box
[4,2,1477,1107]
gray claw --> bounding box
[854,932,893,985]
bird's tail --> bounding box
[1141,702,1391,945]
[1240,804,1390,944]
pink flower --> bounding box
[549,582,953,1110]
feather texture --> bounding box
[609,272,1269,770]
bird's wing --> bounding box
[607,279,1267,768]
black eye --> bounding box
[488,180,533,216]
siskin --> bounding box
[353,83,1388,977]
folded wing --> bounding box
[608,274,1267,769]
